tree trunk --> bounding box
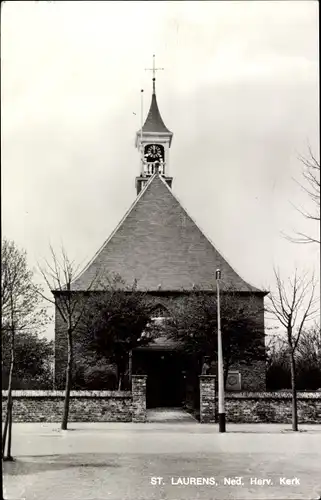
[61,327,73,430]
[128,350,132,388]
[117,354,126,390]
[118,373,123,391]
[289,350,298,431]
[2,400,10,458]
[2,400,9,458]
[7,401,13,460]
[2,323,15,459]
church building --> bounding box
[55,61,267,407]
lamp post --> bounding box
[140,89,144,172]
[216,268,226,432]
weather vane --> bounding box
[145,54,164,94]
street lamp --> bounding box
[216,268,226,433]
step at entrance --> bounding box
[146,407,197,423]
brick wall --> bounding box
[197,379,320,424]
[223,392,321,424]
[228,361,266,391]
[199,375,216,423]
[132,375,147,422]
[2,391,132,423]
[227,293,266,391]
[3,390,320,424]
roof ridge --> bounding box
[72,174,158,285]
[158,175,263,293]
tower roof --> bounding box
[141,93,173,136]
[71,174,265,294]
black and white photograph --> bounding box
[1,1,320,499]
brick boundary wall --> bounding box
[3,390,320,424]
[199,375,216,423]
[223,392,321,424]
[2,391,132,423]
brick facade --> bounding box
[55,291,266,392]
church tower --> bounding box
[135,55,173,195]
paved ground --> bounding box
[3,421,321,500]
[147,408,198,423]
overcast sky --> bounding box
[1,1,319,338]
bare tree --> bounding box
[38,246,99,430]
[288,147,320,244]
[1,239,48,460]
[267,268,318,431]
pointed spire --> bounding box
[136,55,173,147]
[142,93,172,135]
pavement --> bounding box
[147,408,198,423]
[3,420,321,500]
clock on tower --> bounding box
[144,144,164,163]
[135,55,173,194]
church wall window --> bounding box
[150,304,171,328]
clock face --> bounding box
[144,144,164,162]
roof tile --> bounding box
[72,174,263,293]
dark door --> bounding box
[146,352,184,408]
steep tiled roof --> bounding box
[71,174,264,293]
[141,94,172,135]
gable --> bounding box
[72,174,262,293]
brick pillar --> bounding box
[199,375,216,423]
[132,375,147,422]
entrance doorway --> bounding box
[133,350,186,408]
[147,351,185,408]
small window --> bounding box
[140,305,170,340]
[151,304,170,323]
